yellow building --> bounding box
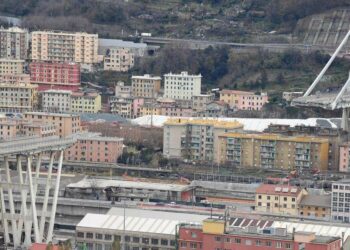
[255,184,307,216]
[163,118,243,161]
[0,83,38,112]
[139,103,161,116]
[0,58,25,75]
[217,132,329,171]
[71,92,101,113]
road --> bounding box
[142,36,341,54]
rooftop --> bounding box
[71,91,100,98]
[77,209,206,235]
[41,89,72,94]
[300,195,331,208]
[164,71,202,77]
[220,132,329,143]
[24,111,80,118]
[256,184,302,197]
[67,177,192,192]
[71,132,123,142]
[132,74,161,80]
[164,118,243,129]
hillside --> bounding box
[1,0,349,42]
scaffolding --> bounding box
[0,135,75,248]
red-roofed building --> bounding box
[219,89,268,111]
[255,184,307,215]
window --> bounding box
[284,197,287,201]
[190,243,197,249]
[142,238,149,244]
[96,233,103,240]
[86,233,93,239]
[285,243,292,249]
[105,234,112,241]
[170,240,176,246]
[180,242,187,248]
[234,238,241,244]
[191,232,197,238]
[225,238,230,243]
[133,237,140,243]
[258,195,262,199]
[266,241,272,247]
[161,239,168,246]
[292,198,295,202]
[125,236,131,242]
[215,236,221,242]
[151,239,159,245]
[77,232,84,238]
[276,242,282,248]
[245,240,252,245]
[256,240,262,246]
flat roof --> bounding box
[220,132,329,143]
[72,132,123,142]
[164,118,243,129]
[164,71,201,77]
[77,209,207,235]
[131,74,161,80]
[41,89,72,94]
[24,111,80,118]
[67,177,192,192]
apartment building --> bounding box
[339,142,350,172]
[0,117,56,139]
[163,119,243,161]
[192,94,215,113]
[216,132,329,170]
[196,101,229,118]
[0,58,25,74]
[255,184,306,215]
[178,219,341,250]
[331,180,350,223]
[0,27,29,59]
[0,74,30,84]
[299,194,331,220]
[29,62,81,91]
[265,124,344,172]
[109,97,134,119]
[164,71,201,100]
[40,89,72,112]
[219,89,268,110]
[23,112,81,137]
[104,48,134,72]
[65,132,123,163]
[71,91,101,113]
[131,74,161,98]
[115,81,131,98]
[31,31,98,64]
[0,83,38,112]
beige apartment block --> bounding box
[0,27,29,59]
[104,48,134,72]
[217,132,329,170]
[131,74,161,98]
[163,119,243,161]
[0,74,30,84]
[71,91,101,113]
[31,31,98,64]
[192,94,215,113]
[0,83,38,112]
[0,58,25,74]
[109,97,133,119]
[255,184,307,216]
[40,89,72,113]
[23,112,81,137]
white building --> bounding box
[40,89,72,113]
[164,72,201,100]
[331,180,350,223]
[76,207,206,250]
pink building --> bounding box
[65,132,124,163]
[179,219,341,250]
[133,98,145,118]
[339,143,350,172]
[30,62,81,91]
[220,89,269,111]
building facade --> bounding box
[23,112,81,137]
[178,219,341,250]
[29,62,81,91]
[31,31,98,64]
[164,72,201,100]
[0,59,25,75]
[192,94,215,113]
[255,184,306,216]
[299,195,331,220]
[0,74,30,84]
[0,27,28,59]
[331,180,350,223]
[40,89,72,112]
[0,83,37,112]
[71,91,101,113]
[219,89,268,110]
[109,97,134,119]
[216,132,329,170]
[131,74,161,98]
[65,132,123,163]
[104,48,134,72]
[163,119,243,161]
[196,101,229,118]
[115,81,132,98]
